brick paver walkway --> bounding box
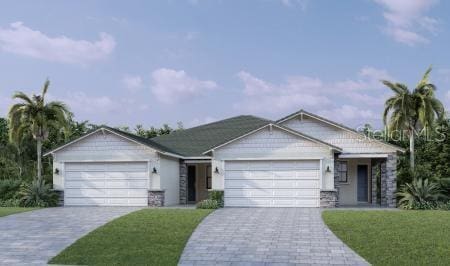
[179,208,368,265]
[0,207,141,265]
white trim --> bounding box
[147,161,151,190]
[184,160,211,164]
[339,153,389,158]
[59,159,151,163]
[202,123,341,155]
[319,158,323,207]
[44,127,182,159]
[183,156,212,160]
[278,111,405,153]
[157,151,184,159]
[222,157,325,161]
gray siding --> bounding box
[280,116,397,154]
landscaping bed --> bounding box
[322,210,450,265]
[49,208,213,266]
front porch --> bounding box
[334,154,397,208]
[179,160,212,204]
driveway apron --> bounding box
[179,208,368,265]
[0,207,141,265]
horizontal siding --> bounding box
[281,117,397,154]
[214,127,331,159]
[54,131,157,161]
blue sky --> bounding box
[0,0,449,129]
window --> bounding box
[338,161,348,183]
[206,165,212,189]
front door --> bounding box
[357,165,368,202]
[187,165,196,202]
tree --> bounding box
[8,80,71,181]
[382,67,445,170]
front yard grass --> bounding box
[49,208,213,266]
[322,210,450,266]
[0,207,37,217]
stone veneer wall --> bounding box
[179,160,187,204]
[320,190,337,208]
[332,156,340,207]
[371,160,380,205]
[53,190,64,206]
[371,154,397,208]
[384,154,397,208]
[148,190,165,207]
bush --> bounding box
[0,198,21,207]
[408,201,450,210]
[0,179,22,200]
[196,199,219,209]
[208,190,224,207]
[19,179,58,207]
[398,178,446,209]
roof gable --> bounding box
[152,115,271,157]
[44,127,182,158]
[277,109,404,153]
[203,123,342,154]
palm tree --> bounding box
[8,80,70,181]
[382,67,445,170]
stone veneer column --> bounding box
[380,154,397,208]
[320,191,337,208]
[148,190,165,207]
[53,190,64,206]
[380,160,387,206]
[179,160,187,204]
[385,154,397,208]
[371,160,379,206]
[333,157,340,207]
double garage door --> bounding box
[224,160,320,207]
[64,162,149,206]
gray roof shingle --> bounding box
[151,115,271,157]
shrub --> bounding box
[208,190,224,207]
[0,198,21,207]
[196,199,219,209]
[19,179,58,207]
[397,178,446,209]
[0,179,22,200]
[408,201,450,210]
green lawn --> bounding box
[0,207,37,217]
[322,210,450,266]
[49,208,213,266]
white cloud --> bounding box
[0,22,115,64]
[236,71,329,114]
[61,92,117,114]
[236,67,394,126]
[151,68,217,104]
[318,105,378,123]
[374,0,439,45]
[122,75,144,92]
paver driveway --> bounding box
[179,208,368,265]
[0,207,141,265]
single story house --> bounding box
[45,109,404,208]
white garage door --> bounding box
[64,162,149,206]
[224,160,320,207]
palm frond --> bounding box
[11,92,33,104]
